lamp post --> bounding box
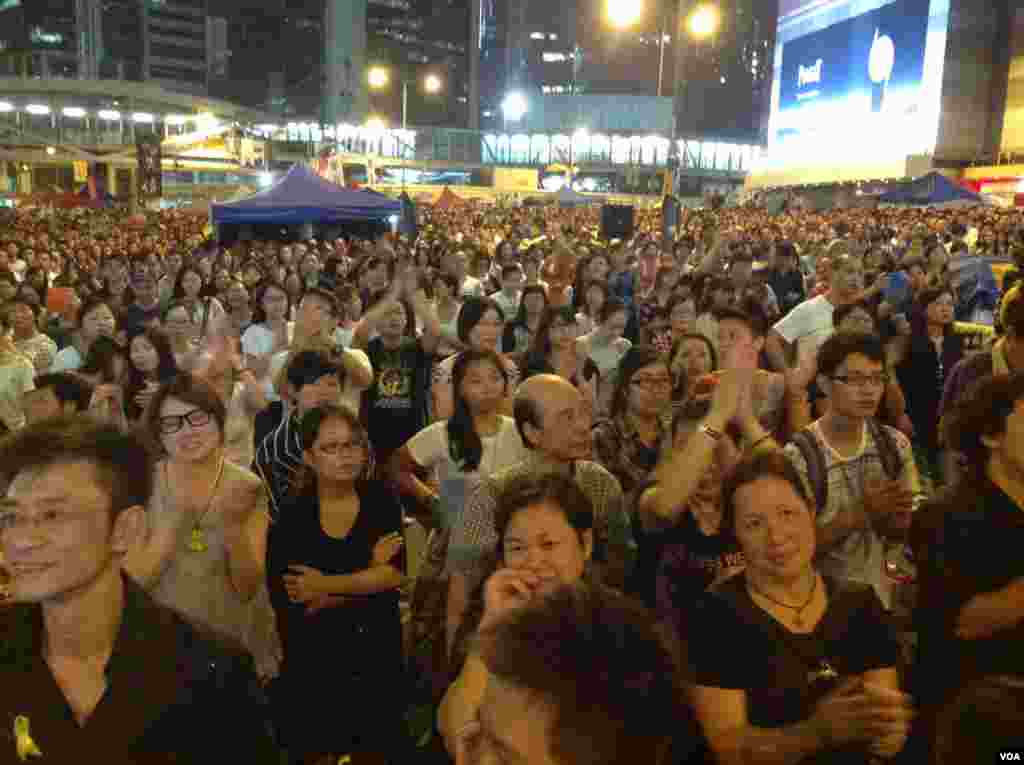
[368,66,443,131]
[606,0,719,98]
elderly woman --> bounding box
[688,450,914,765]
[437,473,597,760]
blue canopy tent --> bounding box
[211,164,400,235]
[211,164,401,244]
[877,171,986,208]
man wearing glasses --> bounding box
[784,332,924,609]
[0,417,278,763]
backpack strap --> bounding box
[791,428,827,513]
[867,419,903,482]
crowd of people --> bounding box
[0,196,1023,764]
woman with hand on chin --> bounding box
[267,405,408,764]
[688,450,914,765]
[437,474,595,761]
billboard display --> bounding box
[756,0,951,186]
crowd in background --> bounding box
[0,196,1023,765]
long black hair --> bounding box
[124,328,180,421]
[448,349,509,472]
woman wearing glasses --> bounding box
[592,346,673,498]
[267,405,408,763]
[124,374,280,680]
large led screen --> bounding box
[756,0,951,186]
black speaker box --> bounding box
[601,204,635,240]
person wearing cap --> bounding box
[253,350,347,520]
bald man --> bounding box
[443,375,632,654]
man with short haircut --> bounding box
[767,254,865,371]
[0,417,277,762]
[470,583,697,765]
[445,374,630,652]
[21,372,94,425]
[784,332,922,608]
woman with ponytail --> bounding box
[389,350,526,710]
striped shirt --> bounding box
[253,407,304,521]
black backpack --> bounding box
[790,419,904,512]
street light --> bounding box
[369,68,444,130]
[424,74,443,95]
[368,67,389,89]
[501,92,528,123]
[604,0,672,98]
[606,0,641,29]
[688,4,720,39]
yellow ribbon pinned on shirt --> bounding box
[14,716,42,761]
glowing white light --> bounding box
[26,104,50,115]
[45,146,56,156]
[0,102,15,113]
[502,92,528,122]
[258,172,274,188]
[132,112,154,123]
[62,107,86,118]
[97,110,121,120]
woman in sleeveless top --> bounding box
[123,373,280,680]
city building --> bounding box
[673,0,774,145]
[475,0,581,130]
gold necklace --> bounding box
[166,456,226,553]
[747,571,818,629]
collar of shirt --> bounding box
[521,450,574,476]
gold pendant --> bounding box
[188,525,207,553]
[808,662,839,685]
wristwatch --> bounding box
[699,423,725,442]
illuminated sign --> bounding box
[757,0,951,185]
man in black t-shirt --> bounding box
[353,278,440,463]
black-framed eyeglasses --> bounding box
[158,408,213,435]
[830,374,889,389]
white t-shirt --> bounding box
[460,275,486,299]
[241,322,294,358]
[49,345,83,373]
[772,294,835,356]
[407,416,526,482]
[406,416,526,530]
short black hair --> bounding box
[715,296,769,337]
[286,349,343,392]
[475,583,689,765]
[300,286,340,317]
[494,473,594,559]
[0,415,153,518]
[944,373,1024,481]
[721,450,815,541]
[31,373,94,412]
[816,331,885,379]
[832,300,877,329]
